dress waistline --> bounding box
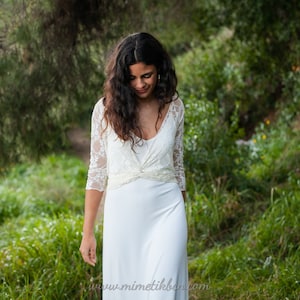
[107,170,177,190]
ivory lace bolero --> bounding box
[86,97,186,191]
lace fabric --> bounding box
[86,97,186,191]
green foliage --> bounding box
[252,189,300,258]
[1,15,103,165]
[182,82,300,298]
[182,93,269,249]
[0,154,103,299]
[0,215,102,300]
[182,94,245,186]
[248,98,300,185]
[225,0,300,119]
[176,31,297,136]
[176,31,244,103]
[185,0,300,133]
[0,154,87,224]
[0,0,144,166]
[189,188,300,299]
[0,0,208,167]
[177,19,300,295]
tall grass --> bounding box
[189,188,300,299]
[0,155,103,299]
[0,155,86,224]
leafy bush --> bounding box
[183,94,246,187]
[181,87,272,248]
[248,97,300,185]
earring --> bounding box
[158,74,161,81]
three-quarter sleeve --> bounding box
[85,99,107,191]
[173,100,186,191]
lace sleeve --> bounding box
[85,99,107,191]
[173,99,186,191]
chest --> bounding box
[137,103,170,140]
[105,112,177,167]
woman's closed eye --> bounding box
[129,72,153,81]
[143,72,153,78]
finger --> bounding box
[80,249,97,266]
[86,257,96,267]
[82,253,95,266]
[89,248,97,265]
[89,247,96,259]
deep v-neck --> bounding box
[137,101,173,142]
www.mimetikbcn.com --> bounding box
[88,278,209,291]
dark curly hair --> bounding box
[103,32,178,144]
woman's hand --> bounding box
[79,234,97,266]
[80,190,103,267]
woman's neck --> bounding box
[137,96,157,106]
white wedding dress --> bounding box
[86,97,188,300]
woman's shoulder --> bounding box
[172,93,183,104]
[92,97,106,114]
[169,95,184,122]
[171,95,184,112]
[94,97,105,109]
[90,97,107,123]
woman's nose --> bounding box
[136,78,145,88]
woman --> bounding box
[80,32,188,300]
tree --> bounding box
[0,0,141,166]
[223,0,300,126]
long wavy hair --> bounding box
[103,32,177,144]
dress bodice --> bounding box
[86,97,185,191]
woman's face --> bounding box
[129,62,158,101]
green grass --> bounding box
[0,214,103,300]
[0,154,86,224]
[188,189,300,299]
[0,155,102,300]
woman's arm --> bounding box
[79,190,103,266]
[80,99,107,266]
[173,98,186,195]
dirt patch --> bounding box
[67,127,90,165]
[293,114,300,131]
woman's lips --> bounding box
[136,88,147,94]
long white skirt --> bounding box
[102,178,188,300]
